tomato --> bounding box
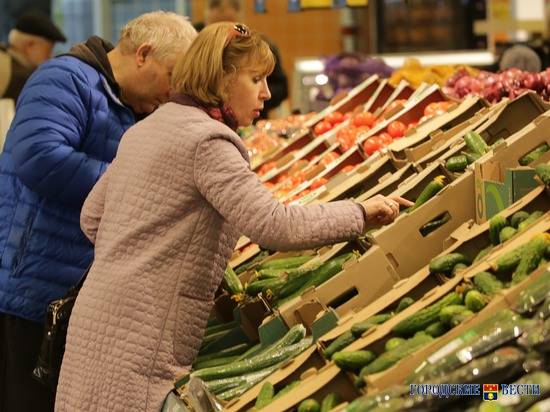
[387,121,406,139]
[326,111,345,125]
[314,121,333,136]
[344,111,354,120]
[341,165,355,173]
[362,136,382,156]
[258,161,277,176]
[353,112,376,128]
[310,177,328,190]
[263,182,275,189]
[378,132,393,146]
[320,151,340,166]
[337,128,358,151]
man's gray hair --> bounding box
[119,11,197,62]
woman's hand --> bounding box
[360,194,414,226]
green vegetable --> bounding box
[535,162,550,185]
[425,321,448,337]
[320,393,342,412]
[272,381,301,401]
[194,342,250,365]
[396,297,415,313]
[518,211,544,232]
[234,250,270,274]
[193,355,240,370]
[452,263,469,277]
[462,151,481,164]
[323,331,356,359]
[255,381,275,409]
[512,233,550,284]
[333,350,376,372]
[445,155,468,172]
[392,292,462,337]
[473,271,504,295]
[419,214,451,237]
[385,337,406,351]
[429,253,470,274]
[262,324,307,358]
[465,290,489,312]
[408,175,447,212]
[350,313,393,337]
[298,399,320,412]
[492,245,528,273]
[223,265,243,295]
[439,305,468,326]
[489,215,508,245]
[449,309,474,327]
[473,245,494,263]
[510,211,530,228]
[464,131,488,156]
[245,277,286,296]
[519,143,549,166]
[499,226,517,244]
[257,255,313,271]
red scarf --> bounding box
[170,93,239,131]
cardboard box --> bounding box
[388,96,489,166]
[474,112,550,222]
[276,245,400,331]
[364,79,394,113]
[370,167,476,279]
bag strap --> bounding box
[74,265,91,291]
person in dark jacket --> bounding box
[0,11,196,412]
[194,0,289,118]
[0,11,66,101]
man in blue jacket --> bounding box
[0,11,196,412]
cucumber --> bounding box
[511,211,530,229]
[452,263,469,277]
[255,381,275,409]
[462,151,481,164]
[193,354,240,370]
[321,393,342,412]
[492,244,528,273]
[439,305,468,326]
[408,175,447,212]
[234,250,270,274]
[535,162,550,185]
[262,324,307,357]
[223,265,243,295]
[473,271,504,295]
[465,290,489,312]
[298,399,320,412]
[245,277,286,297]
[350,313,393,337]
[257,255,313,271]
[392,292,462,337]
[512,233,550,284]
[518,211,544,232]
[445,155,468,172]
[419,214,451,237]
[499,226,517,244]
[333,350,376,372]
[519,143,549,166]
[357,333,434,383]
[272,380,301,401]
[385,337,406,351]
[396,297,415,313]
[425,321,448,337]
[194,342,250,365]
[191,338,311,381]
[464,131,489,156]
[449,309,474,327]
[256,268,288,279]
[429,253,470,275]
[235,342,263,361]
[489,215,508,245]
[473,245,494,264]
[323,331,356,359]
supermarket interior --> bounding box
[1,1,550,412]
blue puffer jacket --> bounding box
[0,47,135,322]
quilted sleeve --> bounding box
[80,167,109,245]
[10,61,108,207]
[194,137,366,251]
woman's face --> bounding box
[225,68,271,127]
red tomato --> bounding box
[258,161,277,176]
[263,182,275,189]
[310,177,328,190]
[362,137,382,156]
[423,102,441,117]
[320,151,340,166]
[326,111,345,125]
[341,165,355,173]
[314,121,333,136]
[344,111,354,120]
[353,112,376,128]
[387,121,406,139]
[378,132,393,146]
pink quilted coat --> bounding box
[55,101,366,411]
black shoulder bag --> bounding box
[32,267,90,391]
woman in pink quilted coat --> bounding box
[56,22,412,411]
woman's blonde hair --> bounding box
[171,22,275,105]
[118,11,197,62]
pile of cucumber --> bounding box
[444,131,499,173]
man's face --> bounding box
[123,45,176,115]
[25,38,54,66]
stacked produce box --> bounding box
[174,73,550,411]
